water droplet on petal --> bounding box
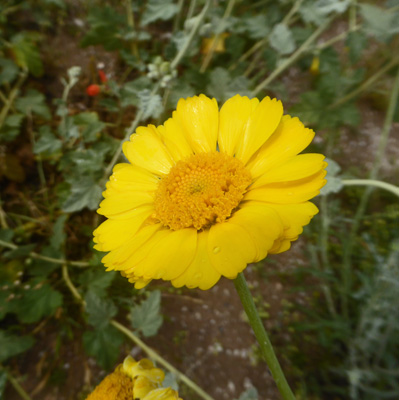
[213,246,221,254]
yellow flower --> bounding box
[86,356,181,400]
[201,33,229,54]
[94,94,327,290]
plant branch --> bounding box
[342,179,399,198]
[0,239,90,267]
[4,370,32,400]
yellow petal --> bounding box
[97,192,154,217]
[266,202,319,239]
[157,117,194,162]
[131,228,197,280]
[207,220,257,278]
[269,238,292,254]
[244,170,326,204]
[173,95,218,154]
[218,95,259,156]
[247,115,315,178]
[123,125,173,175]
[235,97,283,164]
[251,154,327,189]
[94,206,153,252]
[101,224,162,269]
[228,203,284,262]
[172,230,220,290]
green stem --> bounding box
[341,66,399,316]
[342,179,399,198]
[0,239,89,267]
[234,273,296,400]
[5,370,32,400]
[173,0,185,32]
[200,0,236,73]
[252,18,332,96]
[110,320,215,400]
[125,0,139,58]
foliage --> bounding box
[0,0,398,399]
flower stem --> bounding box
[233,272,296,400]
[342,179,399,198]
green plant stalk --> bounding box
[341,66,399,316]
[110,320,215,400]
[173,0,185,32]
[234,272,296,400]
[171,0,212,70]
[315,24,360,51]
[342,179,399,198]
[0,70,27,131]
[4,370,32,400]
[252,18,332,96]
[200,0,236,73]
[329,57,399,110]
[125,0,139,58]
[61,264,215,400]
[186,0,197,20]
[0,239,89,267]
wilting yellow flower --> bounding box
[310,55,320,75]
[86,356,181,400]
[201,33,229,54]
[94,94,327,290]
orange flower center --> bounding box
[154,152,251,231]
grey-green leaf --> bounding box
[131,290,163,337]
[269,23,295,55]
[85,290,117,329]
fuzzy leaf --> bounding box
[50,214,68,251]
[79,270,116,297]
[73,112,105,143]
[131,290,163,337]
[320,158,343,195]
[83,325,124,369]
[85,291,117,329]
[141,0,179,26]
[269,23,295,55]
[10,33,43,77]
[0,58,19,85]
[15,89,51,119]
[62,177,102,213]
[34,126,62,155]
[138,90,163,120]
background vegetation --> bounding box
[0,0,398,399]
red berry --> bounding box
[98,70,108,83]
[86,84,101,97]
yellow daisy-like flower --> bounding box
[94,94,327,290]
[86,356,182,400]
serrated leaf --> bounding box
[34,126,62,155]
[131,290,163,337]
[0,331,35,363]
[15,89,51,119]
[50,214,68,251]
[141,0,179,26]
[320,177,344,195]
[360,4,399,42]
[120,77,152,107]
[15,284,63,323]
[83,325,124,369]
[241,15,270,39]
[73,112,105,143]
[0,58,19,85]
[269,23,295,55]
[10,33,43,77]
[346,31,367,64]
[162,373,179,391]
[62,177,102,213]
[138,90,163,120]
[79,269,116,297]
[4,244,36,259]
[85,290,117,329]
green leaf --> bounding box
[299,0,350,25]
[120,77,153,108]
[73,112,105,143]
[269,23,295,55]
[320,158,343,195]
[15,89,51,119]
[0,331,35,363]
[141,0,179,26]
[0,229,14,242]
[346,31,367,64]
[15,283,63,323]
[78,269,116,297]
[138,90,163,120]
[85,290,117,329]
[131,290,163,337]
[206,67,251,103]
[241,15,270,39]
[4,244,36,259]
[0,58,19,85]
[10,33,43,77]
[50,214,68,251]
[62,177,102,213]
[235,387,259,400]
[33,126,62,155]
[360,4,399,42]
[83,325,124,369]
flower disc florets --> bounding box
[154,152,252,231]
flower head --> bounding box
[94,95,327,290]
